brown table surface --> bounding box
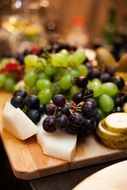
[29,158,126,190]
[1,135,126,190]
[1,128,126,190]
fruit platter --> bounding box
[0,43,127,180]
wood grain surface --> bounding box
[0,92,127,180]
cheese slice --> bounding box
[37,116,77,162]
[2,102,38,140]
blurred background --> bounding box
[0,0,127,57]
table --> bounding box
[1,133,126,190]
[1,137,125,190]
[29,158,126,190]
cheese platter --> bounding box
[0,91,127,180]
[0,47,127,180]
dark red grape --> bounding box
[113,76,125,89]
[87,68,101,80]
[11,96,24,109]
[113,107,123,113]
[27,109,41,124]
[83,89,93,99]
[114,96,124,107]
[23,49,31,56]
[100,73,112,83]
[14,89,27,98]
[85,62,93,70]
[61,104,71,116]
[55,114,69,130]
[25,95,40,109]
[45,104,56,115]
[104,67,115,76]
[81,102,96,117]
[53,94,66,107]
[69,113,84,128]
[39,103,45,114]
[43,116,56,133]
[93,111,101,124]
[86,98,97,107]
[83,117,97,133]
[75,77,88,88]
[66,125,78,134]
[14,54,24,65]
[73,92,83,104]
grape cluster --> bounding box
[0,42,77,93]
[0,59,23,92]
[10,90,45,124]
[23,48,88,104]
[84,65,126,115]
[43,87,100,138]
[86,66,125,90]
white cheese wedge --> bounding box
[37,116,77,162]
[2,102,38,140]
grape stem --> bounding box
[67,101,84,113]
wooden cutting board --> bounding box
[74,160,127,190]
[0,92,127,180]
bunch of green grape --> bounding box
[0,73,16,92]
[23,49,88,104]
[87,79,119,116]
[0,58,19,92]
[21,47,125,121]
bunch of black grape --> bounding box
[10,90,45,124]
[43,77,100,138]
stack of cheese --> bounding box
[96,113,127,149]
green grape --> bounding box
[38,88,52,104]
[24,54,38,65]
[24,70,38,87]
[93,87,102,97]
[69,50,86,67]
[38,72,49,79]
[92,78,102,85]
[51,53,69,67]
[78,65,88,76]
[45,65,56,76]
[99,94,114,113]
[101,82,118,97]
[87,81,93,89]
[0,74,6,88]
[51,82,61,94]
[65,68,79,78]
[24,54,45,71]
[87,79,102,97]
[70,86,81,97]
[53,68,64,81]
[4,78,16,92]
[59,75,72,90]
[36,79,51,91]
